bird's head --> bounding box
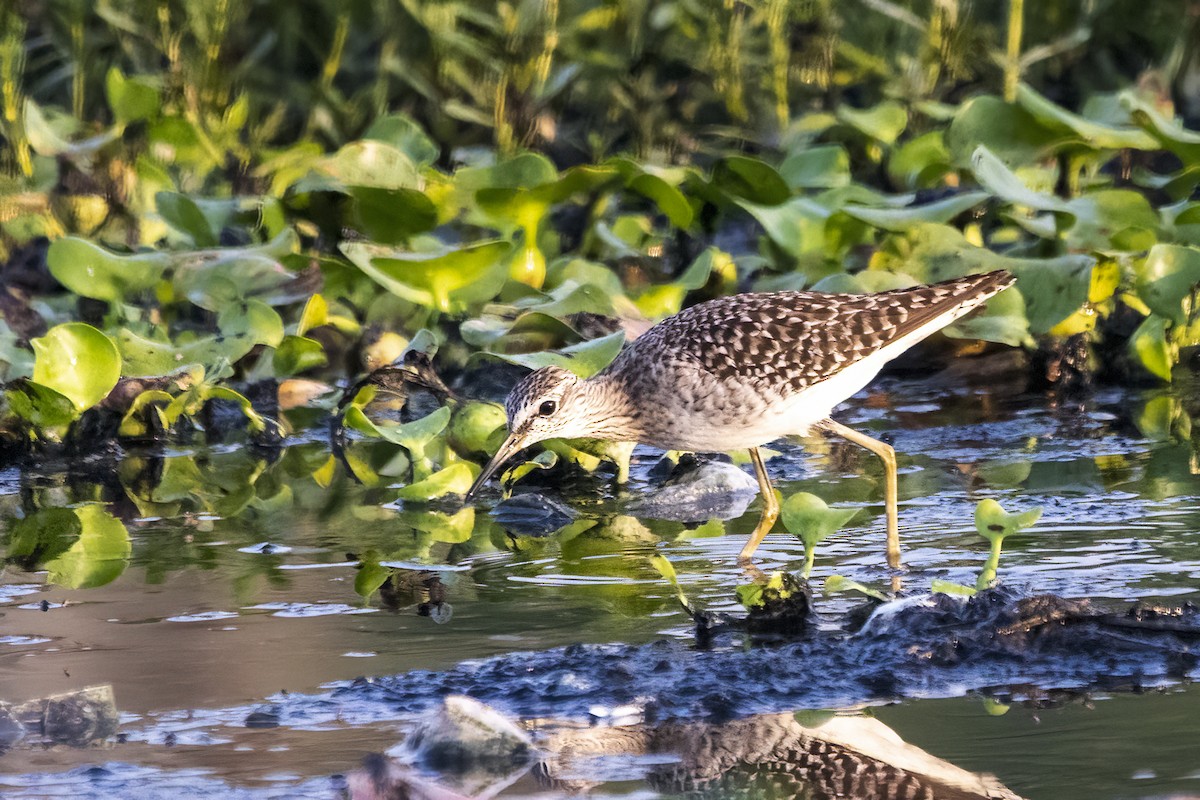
[466,366,590,498]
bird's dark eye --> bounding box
[538,400,558,417]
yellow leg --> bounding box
[738,447,780,561]
[817,418,901,569]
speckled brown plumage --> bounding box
[607,270,1014,397]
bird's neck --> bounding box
[578,373,644,442]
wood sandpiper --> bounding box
[468,270,1016,566]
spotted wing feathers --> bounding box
[612,270,1014,394]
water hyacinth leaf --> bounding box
[780,145,850,190]
[341,240,511,313]
[105,67,160,124]
[494,330,625,378]
[735,571,793,609]
[930,579,977,597]
[970,146,1070,215]
[1005,255,1095,334]
[118,389,173,437]
[395,462,477,501]
[1130,314,1174,382]
[32,323,121,411]
[946,96,1063,167]
[447,401,507,460]
[1015,83,1157,151]
[711,156,790,205]
[346,405,451,454]
[842,191,989,232]
[944,284,1033,347]
[823,574,888,602]
[118,305,279,376]
[837,100,907,145]
[156,192,219,246]
[351,186,439,243]
[363,114,439,166]
[888,132,952,190]
[324,140,420,188]
[627,173,694,228]
[173,250,305,310]
[44,505,132,590]
[739,196,829,258]
[273,335,327,377]
[633,247,720,318]
[47,238,171,302]
[1064,190,1160,251]
[780,492,859,576]
[500,450,558,496]
[648,554,690,608]
[5,380,78,429]
[1121,91,1200,164]
[23,99,120,157]
[458,152,558,191]
[973,499,1042,543]
[1136,244,1200,324]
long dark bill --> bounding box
[464,432,526,500]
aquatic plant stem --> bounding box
[1004,0,1024,102]
[976,536,1004,591]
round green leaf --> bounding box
[47,238,171,302]
[31,323,121,412]
[44,505,132,589]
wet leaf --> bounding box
[500,450,558,497]
[1136,244,1200,324]
[31,323,121,411]
[930,579,977,597]
[395,462,477,501]
[781,492,859,576]
[1130,314,1174,382]
[354,552,392,600]
[824,574,888,602]
[447,401,507,460]
[973,499,1042,544]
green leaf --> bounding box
[1016,83,1157,151]
[341,240,512,313]
[363,114,439,165]
[395,462,477,501]
[5,380,78,430]
[946,96,1063,167]
[1136,244,1200,324]
[447,401,507,459]
[930,579,977,597]
[354,553,392,600]
[500,450,558,496]
[838,100,907,144]
[888,132,951,190]
[1130,314,1174,382]
[156,191,220,247]
[711,156,790,205]
[1006,255,1095,335]
[970,146,1070,214]
[47,238,171,302]
[739,196,830,259]
[346,405,451,456]
[351,186,439,243]
[105,67,160,124]
[31,323,121,412]
[944,282,1033,347]
[44,505,132,589]
[628,173,694,228]
[973,499,1042,544]
[780,492,859,547]
[823,574,888,602]
[780,145,850,189]
[273,335,328,377]
[324,140,420,189]
[490,331,625,378]
[842,191,989,232]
